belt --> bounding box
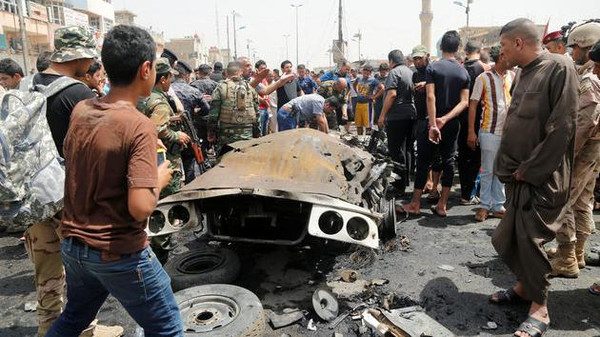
[68,236,143,262]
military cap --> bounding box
[156,57,178,75]
[567,21,600,48]
[174,60,192,74]
[542,31,563,45]
[50,26,97,63]
[590,40,600,62]
[161,48,178,66]
[411,45,428,58]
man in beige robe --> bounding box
[490,18,578,337]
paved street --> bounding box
[1,186,599,336]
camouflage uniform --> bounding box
[317,80,347,130]
[138,85,183,198]
[24,218,64,336]
[209,77,259,146]
[19,26,122,337]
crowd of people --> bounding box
[0,15,599,337]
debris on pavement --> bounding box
[339,269,359,282]
[327,279,370,298]
[438,264,455,272]
[383,235,411,253]
[265,308,305,329]
[379,305,455,337]
[307,318,317,331]
[349,249,376,269]
[371,279,389,286]
[312,288,340,322]
[23,302,36,312]
[481,321,498,330]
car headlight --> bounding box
[318,211,344,234]
[149,210,166,233]
[347,217,369,241]
[168,205,191,228]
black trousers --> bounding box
[415,118,459,189]
[457,115,481,200]
[386,119,415,190]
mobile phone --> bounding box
[157,150,166,166]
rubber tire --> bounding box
[379,196,397,241]
[164,247,241,292]
[175,284,265,337]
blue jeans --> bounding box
[258,108,270,136]
[479,131,505,212]
[277,108,297,131]
[46,238,183,337]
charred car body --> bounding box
[148,128,398,249]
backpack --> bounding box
[0,76,81,232]
[218,79,257,125]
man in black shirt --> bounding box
[377,50,416,194]
[402,30,470,217]
[33,42,96,159]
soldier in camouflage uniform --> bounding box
[22,26,122,336]
[317,78,348,131]
[137,58,190,198]
[209,61,259,147]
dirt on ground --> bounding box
[1,186,599,337]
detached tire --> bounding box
[379,196,397,240]
[175,284,265,337]
[164,247,241,291]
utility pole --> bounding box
[337,0,344,61]
[246,39,252,59]
[232,10,238,60]
[353,30,362,61]
[291,3,302,65]
[215,2,220,48]
[226,15,230,61]
[283,34,290,59]
[17,0,29,72]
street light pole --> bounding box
[232,10,238,59]
[291,4,302,65]
[283,34,290,59]
[16,0,29,72]
[353,30,362,61]
[453,0,473,29]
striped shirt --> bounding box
[470,69,515,135]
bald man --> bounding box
[489,18,578,337]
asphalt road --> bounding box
[1,186,599,337]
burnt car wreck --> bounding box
[148,128,398,249]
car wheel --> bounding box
[379,196,397,240]
[175,284,265,337]
[164,247,241,292]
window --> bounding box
[49,5,64,25]
[104,18,113,32]
[89,16,100,31]
[0,0,17,14]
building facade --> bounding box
[165,34,208,70]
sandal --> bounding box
[588,282,600,295]
[514,316,549,337]
[489,288,527,305]
[426,191,440,203]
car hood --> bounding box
[179,129,374,205]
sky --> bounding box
[112,0,600,68]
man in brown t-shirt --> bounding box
[46,26,184,336]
